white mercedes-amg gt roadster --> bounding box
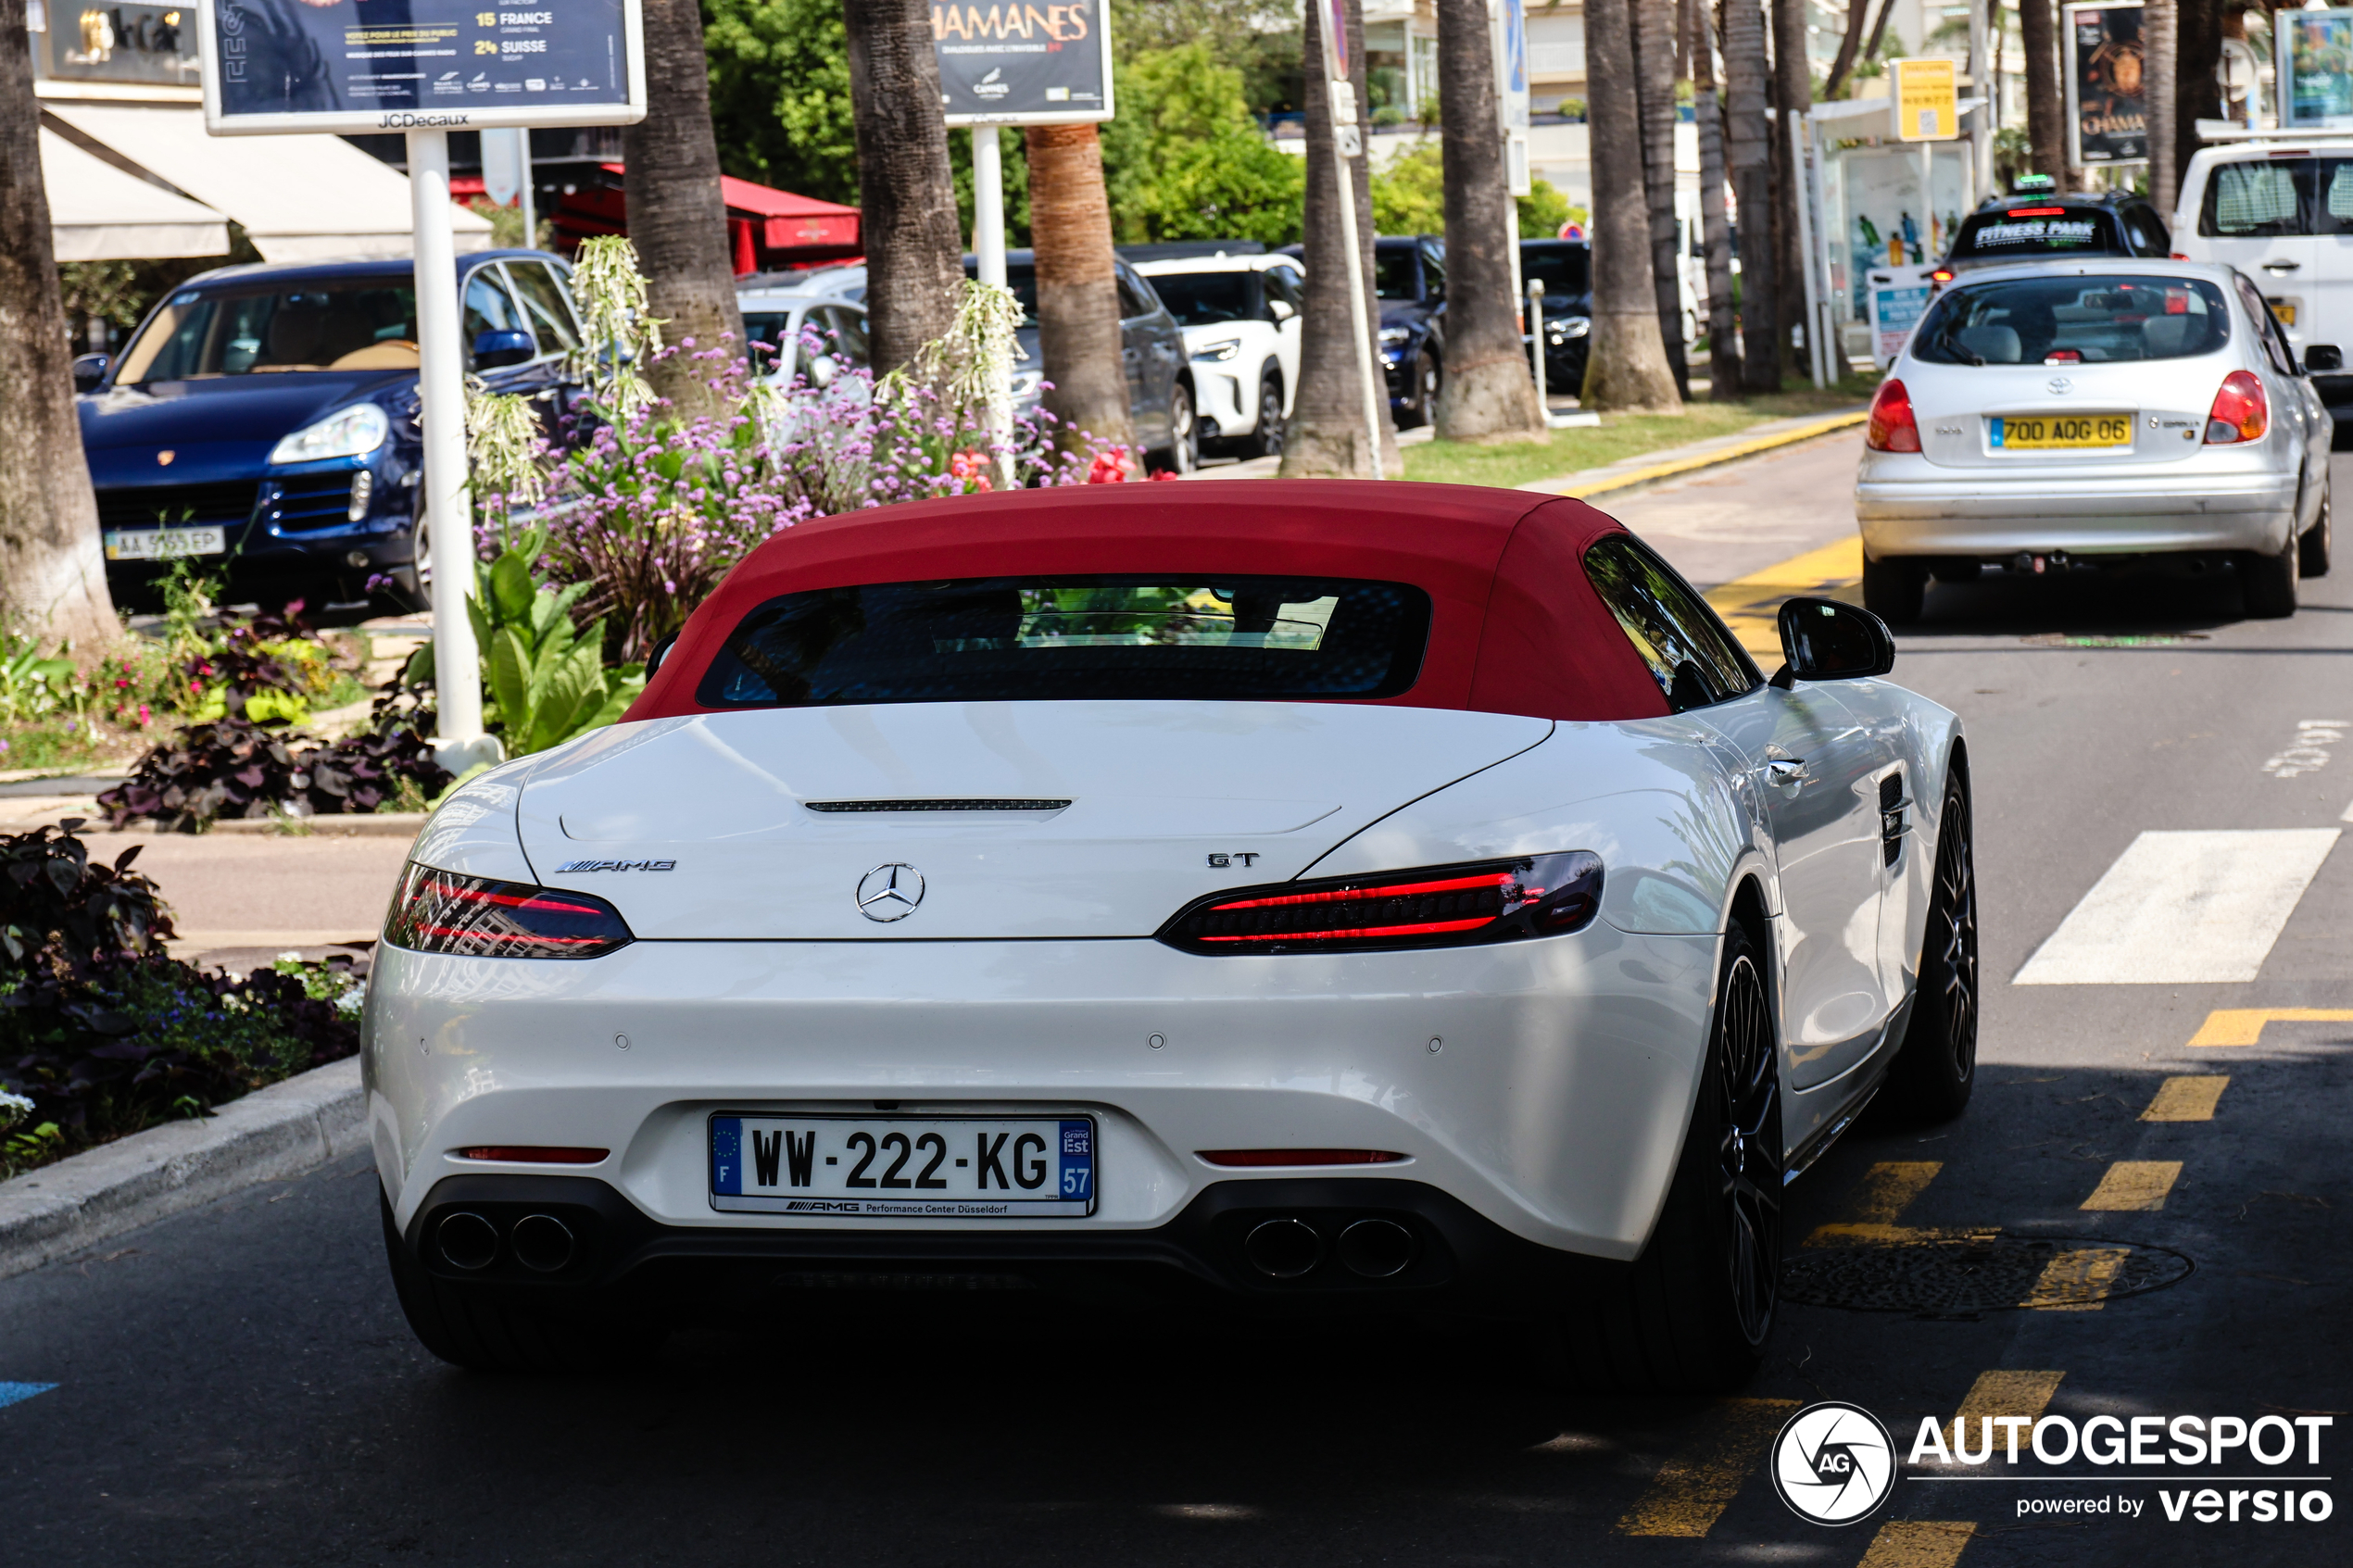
[367,482,1977,1389]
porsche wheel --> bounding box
[1547,922,1780,1392]
[1881,769,1978,1123]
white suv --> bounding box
[1132,254,1303,458]
[2176,137,2353,427]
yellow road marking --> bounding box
[2187,1008,2353,1047]
[2022,1247,2133,1311]
[1806,1160,1994,1246]
[1552,409,1870,503]
[1614,1398,1798,1537]
[1705,536,1867,660]
[1947,1370,2066,1451]
[2142,1075,2230,1122]
[2082,1160,2182,1211]
[1858,1520,1978,1568]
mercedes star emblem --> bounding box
[856,862,925,922]
[2046,376,2073,395]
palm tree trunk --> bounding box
[1722,0,1779,394]
[1433,0,1543,441]
[1026,125,1132,457]
[1634,0,1689,398]
[0,0,116,651]
[621,0,745,421]
[1282,0,1403,477]
[2145,0,2177,217]
[1689,0,1741,399]
[1579,0,1681,413]
[843,0,963,374]
[2021,0,2065,186]
[1770,0,1811,380]
[2174,0,2220,186]
[1822,0,1875,101]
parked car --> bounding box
[963,250,1197,472]
[75,250,585,613]
[1939,185,2171,276]
[736,284,872,384]
[1855,259,2332,623]
[1132,253,1304,458]
[1520,238,1594,394]
[1375,234,1447,427]
[2174,138,2353,432]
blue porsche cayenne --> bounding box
[76,250,586,612]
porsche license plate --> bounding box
[710,1114,1097,1217]
[103,526,225,560]
[1989,414,2133,450]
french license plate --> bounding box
[103,526,225,560]
[1989,414,2133,450]
[2271,299,2297,328]
[710,1114,1097,1217]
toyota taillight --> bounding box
[1867,379,1921,452]
[1157,852,1604,955]
[2205,370,2269,444]
[384,865,634,959]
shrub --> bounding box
[96,694,452,831]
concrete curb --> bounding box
[1516,408,1871,502]
[0,1056,365,1283]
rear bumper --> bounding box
[1855,470,2297,558]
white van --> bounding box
[2175,137,2353,422]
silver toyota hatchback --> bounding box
[1854,259,2333,621]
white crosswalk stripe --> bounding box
[2014,829,2342,985]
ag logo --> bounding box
[1768,1401,1897,1525]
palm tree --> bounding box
[2146,0,2177,214]
[2021,0,2065,185]
[1579,0,1680,412]
[1721,0,1779,393]
[1770,0,1811,380]
[1686,0,1740,398]
[1026,126,1133,457]
[622,0,747,420]
[2172,0,2221,189]
[0,0,116,651]
[843,0,963,372]
[1281,0,1403,477]
[1633,0,1688,397]
[1432,0,1543,440]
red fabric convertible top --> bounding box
[623,480,1670,723]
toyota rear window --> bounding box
[696,575,1432,707]
[1910,275,2231,366]
[1950,207,2123,258]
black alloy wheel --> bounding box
[1714,948,1782,1349]
[1884,769,1980,1123]
[1248,370,1286,458]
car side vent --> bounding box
[1879,774,1908,868]
[804,798,1073,813]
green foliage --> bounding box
[1101,44,1304,245]
[1113,0,1303,117]
[1371,142,1580,241]
[1518,175,1574,239]
[0,634,81,725]
[702,0,862,207]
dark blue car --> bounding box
[76,250,586,612]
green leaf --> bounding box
[465,586,492,652]
[488,552,535,625]
[526,643,606,752]
[487,627,534,732]
[401,641,434,686]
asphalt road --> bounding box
[6,441,2352,1567]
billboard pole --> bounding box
[406,129,484,753]
[970,126,1014,491]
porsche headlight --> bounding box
[1158,852,1604,955]
[268,403,389,466]
[1191,336,1242,363]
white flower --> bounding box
[0,1089,33,1131]
[276,950,304,963]
[334,985,366,1016]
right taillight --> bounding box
[2205,370,2269,444]
[384,865,634,959]
[1867,378,1921,452]
[1156,852,1604,955]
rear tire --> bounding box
[1398,348,1439,429]
[2300,483,2332,579]
[1861,555,1925,624]
[1246,369,1286,458]
[1542,922,1781,1393]
[1147,383,1199,475]
[2242,534,2299,619]
[1881,767,1979,1124]
[381,1188,663,1374]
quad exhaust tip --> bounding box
[1244,1216,1418,1280]
[434,1210,576,1273]
[510,1213,575,1273]
[437,1210,500,1271]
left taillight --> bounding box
[2205,370,2269,444]
[384,864,634,960]
[1866,378,1921,453]
[1157,852,1604,956]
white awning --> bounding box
[42,129,230,262]
[44,102,493,263]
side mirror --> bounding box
[71,353,109,393]
[1267,297,1296,323]
[645,630,680,678]
[1771,596,1895,686]
[472,328,535,370]
[2305,344,2343,373]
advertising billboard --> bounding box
[196,0,646,135]
[2063,2,2147,166]
[932,0,1114,125]
[2282,7,2353,130]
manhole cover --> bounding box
[1781,1236,2194,1318]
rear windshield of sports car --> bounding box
[1950,207,2122,260]
[696,575,1433,708]
[1911,276,2231,366]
